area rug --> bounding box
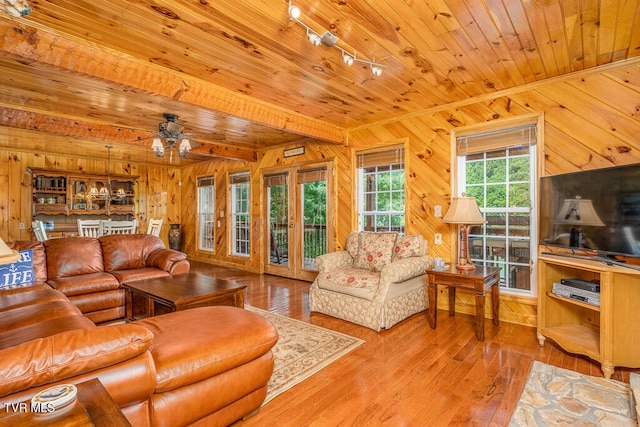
[246,306,365,405]
[509,361,636,426]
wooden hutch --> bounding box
[29,168,138,238]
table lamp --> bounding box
[442,194,486,271]
[554,196,604,248]
[0,237,19,265]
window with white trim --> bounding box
[357,147,405,234]
[455,124,538,295]
[230,172,250,256]
[198,177,215,252]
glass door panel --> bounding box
[297,167,328,279]
[265,172,291,271]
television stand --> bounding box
[538,254,640,378]
[540,251,640,272]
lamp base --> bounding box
[455,263,476,272]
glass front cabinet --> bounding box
[30,168,138,217]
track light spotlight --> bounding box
[307,31,321,46]
[342,51,355,66]
[288,4,301,20]
[370,64,383,77]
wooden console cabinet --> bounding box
[537,254,640,378]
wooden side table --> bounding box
[427,265,501,341]
[0,379,130,426]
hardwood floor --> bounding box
[188,261,637,426]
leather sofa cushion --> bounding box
[0,324,154,398]
[100,234,166,272]
[111,268,169,284]
[45,237,104,278]
[7,241,47,283]
[67,289,124,314]
[136,306,278,393]
[0,315,95,350]
[0,301,82,334]
[0,288,68,313]
[47,272,120,296]
[149,352,274,427]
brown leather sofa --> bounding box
[0,236,279,426]
[37,234,191,323]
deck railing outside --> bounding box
[270,223,326,270]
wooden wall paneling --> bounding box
[539,81,640,148]
[0,151,8,240]
[180,169,198,257]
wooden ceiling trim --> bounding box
[0,18,346,145]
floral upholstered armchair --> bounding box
[309,231,434,331]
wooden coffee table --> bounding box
[123,273,247,321]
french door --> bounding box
[263,163,333,281]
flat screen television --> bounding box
[539,163,640,262]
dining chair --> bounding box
[31,220,48,242]
[100,219,137,236]
[146,218,163,237]
[77,218,103,237]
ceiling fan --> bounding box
[139,113,225,162]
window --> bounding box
[230,172,250,256]
[455,124,537,295]
[198,177,215,252]
[357,147,405,234]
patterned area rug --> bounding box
[246,306,365,405]
[510,361,636,426]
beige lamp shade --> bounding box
[555,196,605,226]
[442,196,486,225]
[0,237,19,264]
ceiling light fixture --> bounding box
[288,1,386,76]
[151,114,193,160]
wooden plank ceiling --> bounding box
[0,0,638,165]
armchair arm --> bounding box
[0,324,153,398]
[380,255,434,285]
[314,251,354,274]
[147,248,190,274]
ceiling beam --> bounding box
[0,18,346,145]
[0,106,258,162]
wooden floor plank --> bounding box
[187,262,638,426]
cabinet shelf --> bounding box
[540,324,599,359]
[546,291,600,312]
[538,254,640,379]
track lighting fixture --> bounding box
[288,1,385,76]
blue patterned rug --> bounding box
[510,361,636,426]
